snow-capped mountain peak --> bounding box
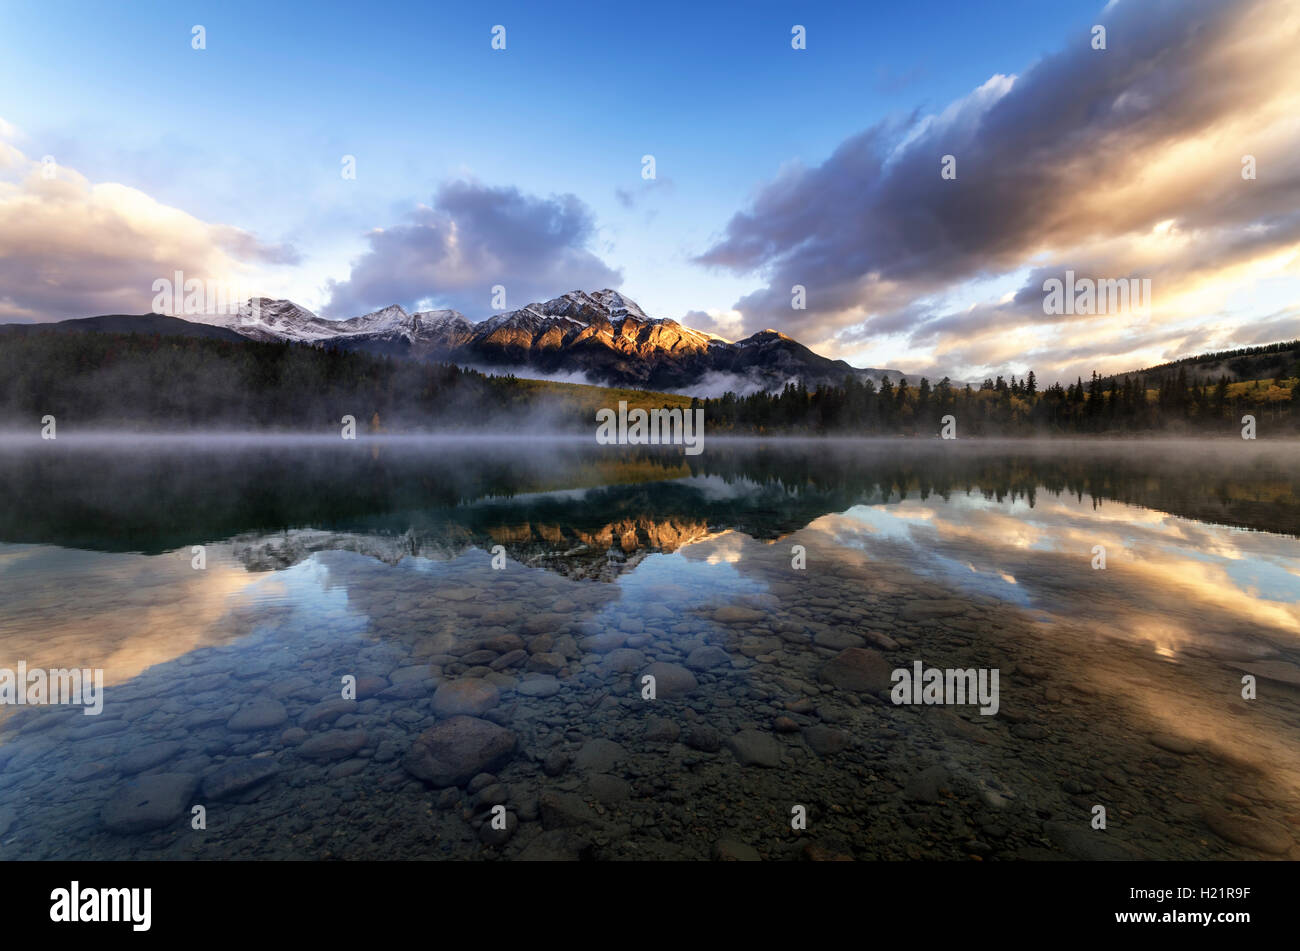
[168,290,902,393]
[343,304,410,333]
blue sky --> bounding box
[1,0,1296,383]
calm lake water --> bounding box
[1,436,1298,860]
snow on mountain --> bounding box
[339,304,411,334]
[171,290,903,393]
[187,299,342,343]
[188,298,479,346]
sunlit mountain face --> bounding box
[1,439,1297,860]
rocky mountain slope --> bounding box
[177,289,902,393]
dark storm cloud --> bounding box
[694,0,1300,362]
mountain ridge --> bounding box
[171,289,905,394]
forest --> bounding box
[0,330,589,431]
[698,363,1300,435]
[0,328,1296,435]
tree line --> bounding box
[2,328,1297,435]
[0,330,556,430]
[695,364,1300,435]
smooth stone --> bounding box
[201,759,280,800]
[527,652,566,674]
[403,717,517,788]
[353,675,390,699]
[101,773,199,834]
[900,600,968,620]
[516,676,560,698]
[379,681,434,700]
[726,729,781,767]
[328,759,368,780]
[542,750,571,777]
[485,634,526,653]
[300,699,354,729]
[903,764,950,803]
[389,665,437,685]
[685,646,731,670]
[714,606,764,624]
[686,725,722,753]
[579,632,627,653]
[1043,821,1137,861]
[539,790,601,829]
[818,648,892,693]
[227,700,288,732]
[490,649,528,670]
[641,662,698,699]
[602,649,647,673]
[588,773,631,803]
[432,679,501,717]
[644,718,679,743]
[863,631,902,650]
[280,727,308,746]
[739,635,782,657]
[802,725,852,756]
[118,740,183,775]
[813,630,866,651]
[574,738,626,772]
[297,729,367,761]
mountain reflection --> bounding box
[1,438,1297,563]
[2,437,1298,860]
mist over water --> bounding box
[1,436,1298,859]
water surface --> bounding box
[1,437,1298,860]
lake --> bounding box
[0,436,1298,860]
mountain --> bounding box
[174,289,903,393]
[0,313,246,343]
[1102,339,1300,386]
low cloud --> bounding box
[462,364,599,387]
[680,308,745,342]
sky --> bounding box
[0,0,1297,384]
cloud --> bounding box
[695,0,1300,381]
[614,177,674,210]
[323,181,622,318]
[0,126,298,322]
[680,307,745,342]
[462,363,598,387]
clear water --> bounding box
[0,437,1297,860]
